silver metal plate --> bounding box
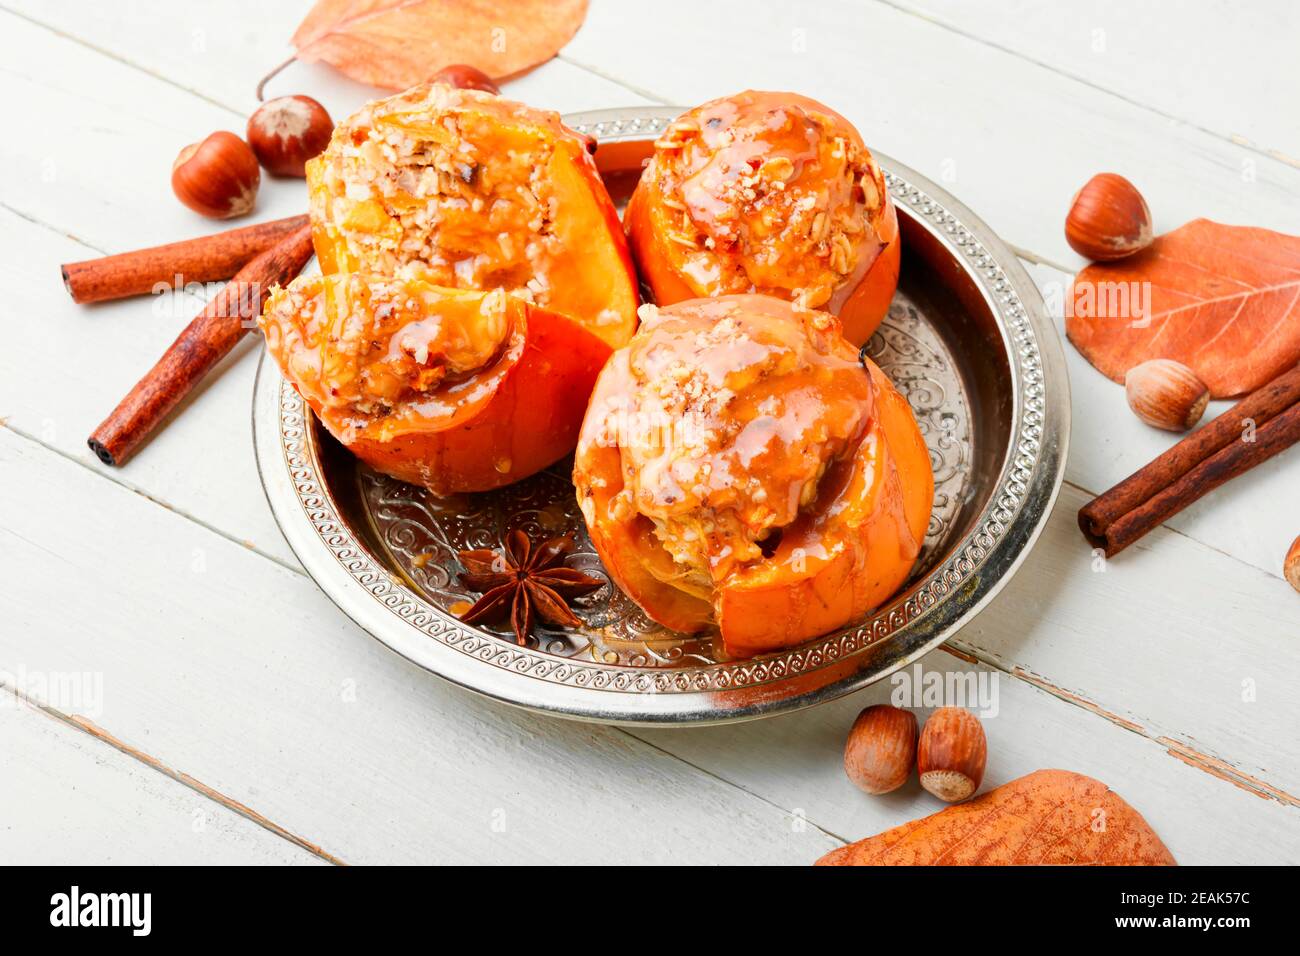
[253,105,1070,725]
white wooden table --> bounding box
[2,0,1298,865]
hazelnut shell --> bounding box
[1066,172,1153,261]
[171,131,260,219]
[917,707,987,803]
[844,705,918,795]
[429,64,500,94]
[1284,536,1300,594]
[1125,359,1210,432]
[247,95,334,178]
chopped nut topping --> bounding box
[645,91,888,309]
[260,273,513,436]
[613,296,872,584]
[311,84,568,310]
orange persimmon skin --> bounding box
[573,296,933,657]
[341,306,612,494]
[306,83,639,350]
[573,388,716,634]
[280,83,639,494]
[539,131,641,348]
[714,362,932,656]
[834,200,900,347]
[627,184,900,348]
[625,91,900,347]
[262,280,611,496]
[624,182,700,307]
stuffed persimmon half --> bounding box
[306,81,638,348]
[260,274,610,494]
[267,81,640,493]
[626,91,899,347]
[573,295,933,658]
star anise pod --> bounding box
[456,530,604,645]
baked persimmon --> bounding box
[306,82,638,349]
[626,91,899,347]
[573,295,933,657]
[260,275,610,495]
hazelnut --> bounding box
[1285,537,1300,594]
[429,64,500,94]
[917,707,987,802]
[844,704,917,795]
[171,131,260,219]
[1125,359,1210,432]
[247,95,334,178]
[1065,172,1153,261]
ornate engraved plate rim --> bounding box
[254,106,1069,722]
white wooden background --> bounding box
[2,0,1298,865]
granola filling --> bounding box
[312,84,564,306]
[260,274,512,437]
[613,298,873,590]
[650,92,887,309]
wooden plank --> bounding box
[4,6,1293,582]
[20,0,1296,270]
[0,10,308,260]
[0,0,651,130]
[574,0,1300,579]
[2,3,1290,591]
[0,8,317,567]
[9,204,1293,592]
[882,0,1300,163]
[0,10,652,571]
[0,696,326,865]
[0,0,366,114]
[0,204,299,569]
[635,650,1300,865]
[556,0,1299,274]
[0,6,649,264]
[951,482,1300,794]
[3,427,1298,862]
[5,0,1298,863]
[1027,259,1300,580]
[0,429,840,864]
[633,486,1300,859]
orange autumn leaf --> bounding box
[290,0,589,90]
[816,769,1176,866]
[1067,219,1300,398]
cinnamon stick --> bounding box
[1079,362,1300,556]
[62,214,308,304]
[87,224,313,467]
